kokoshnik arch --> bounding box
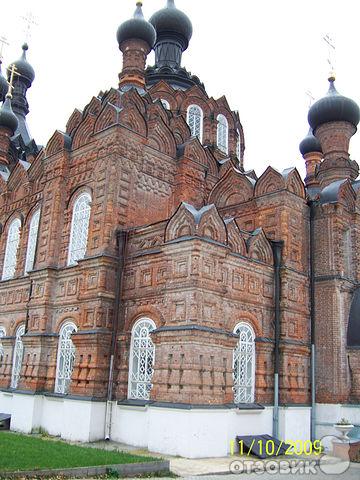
[0,0,359,458]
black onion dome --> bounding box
[0,96,19,134]
[299,128,322,156]
[8,44,35,86]
[308,78,360,130]
[117,2,156,49]
[0,61,8,101]
[150,0,193,49]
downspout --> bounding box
[309,201,316,442]
[25,279,34,334]
[105,230,128,440]
[271,240,284,439]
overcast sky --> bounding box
[1,0,360,178]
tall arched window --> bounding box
[128,318,156,400]
[11,324,25,389]
[233,323,255,403]
[24,209,41,274]
[236,129,241,160]
[55,322,77,394]
[0,327,5,367]
[217,114,229,154]
[2,218,21,281]
[187,105,203,143]
[67,192,91,266]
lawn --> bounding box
[0,432,157,472]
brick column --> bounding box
[18,333,58,392]
[70,330,112,398]
[151,328,237,404]
[0,336,15,389]
[119,38,151,90]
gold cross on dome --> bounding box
[6,64,20,98]
[0,36,9,60]
[21,11,38,43]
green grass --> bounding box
[0,432,158,473]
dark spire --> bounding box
[146,0,204,91]
[7,44,35,146]
[150,0,193,68]
[0,60,8,102]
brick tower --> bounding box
[304,76,360,432]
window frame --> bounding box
[187,104,204,143]
[24,208,41,275]
[128,317,156,400]
[67,191,92,266]
[232,322,256,404]
[54,321,78,395]
[11,324,25,389]
[217,114,229,155]
[2,218,22,281]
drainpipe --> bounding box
[105,230,128,440]
[309,201,316,442]
[271,240,284,439]
[25,279,34,334]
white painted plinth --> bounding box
[278,407,311,442]
[0,392,106,442]
[0,392,318,458]
[111,405,274,458]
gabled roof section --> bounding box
[209,167,254,208]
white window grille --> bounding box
[187,105,203,143]
[217,114,229,154]
[128,318,156,400]
[2,218,21,281]
[11,324,25,389]
[161,99,170,110]
[233,323,255,403]
[0,327,5,366]
[24,209,41,274]
[54,322,77,394]
[236,129,241,160]
[67,192,91,266]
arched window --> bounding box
[187,105,203,143]
[161,99,170,110]
[11,324,25,389]
[128,318,156,400]
[24,209,41,274]
[233,323,255,403]
[67,192,91,266]
[0,327,5,366]
[236,129,241,160]
[55,322,77,394]
[2,218,21,281]
[217,114,229,154]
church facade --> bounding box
[0,0,359,458]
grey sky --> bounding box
[1,0,360,178]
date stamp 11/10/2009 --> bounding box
[229,436,352,475]
[230,439,323,457]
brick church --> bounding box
[0,0,359,458]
